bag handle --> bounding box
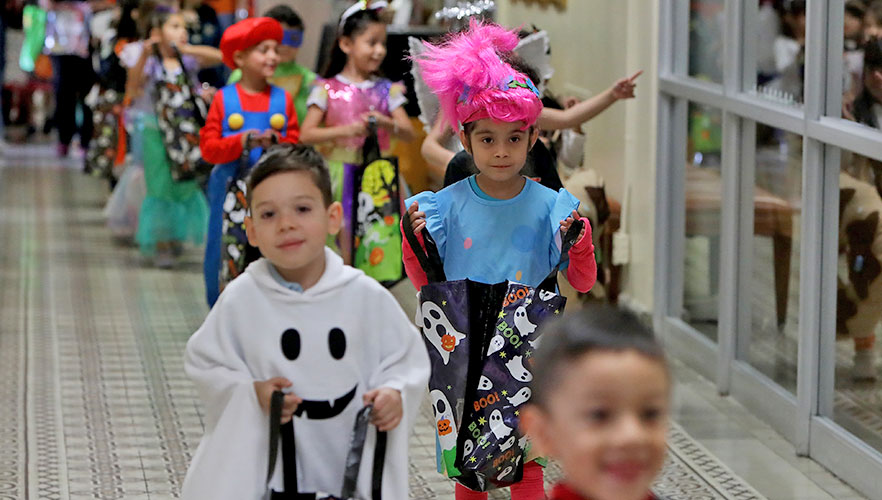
[267,391,284,484]
[340,406,387,499]
[538,218,585,293]
[268,392,387,499]
[362,116,381,165]
[401,209,446,284]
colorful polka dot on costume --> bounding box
[228,113,244,130]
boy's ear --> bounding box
[327,201,343,236]
[518,404,553,459]
[458,129,472,155]
[244,215,259,247]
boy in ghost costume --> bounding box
[182,144,430,499]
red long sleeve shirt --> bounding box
[199,83,300,165]
[550,483,658,500]
[401,217,597,293]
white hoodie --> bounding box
[181,249,430,499]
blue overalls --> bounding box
[204,84,289,306]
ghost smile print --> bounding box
[280,326,358,419]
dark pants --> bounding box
[51,54,95,147]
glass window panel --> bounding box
[747,0,805,107]
[831,149,882,454]
[689,0,725,83]
[741,125,801,394]
[682,102,723,342]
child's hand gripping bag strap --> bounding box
[267,394,387,500]
[352,118,405,287]
[401,209,446,284]
[151,43,208,182]
[451,220,584,492]
[537,218,585,293]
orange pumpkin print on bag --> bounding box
[437,418,452,436]
[369,247,384,266]
[441,334,456,352]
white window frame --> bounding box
[656,1,882,497]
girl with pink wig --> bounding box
[403,21,598,500]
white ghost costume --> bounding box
[182,250,430,500]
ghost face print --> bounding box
[279,326,358,419]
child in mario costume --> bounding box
[200,17,300,307]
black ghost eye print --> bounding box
[281,328,301,360]
[279,327,357,420]
[329,327,346,360]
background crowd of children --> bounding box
[1,2,672,500]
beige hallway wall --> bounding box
[496,0,659,313]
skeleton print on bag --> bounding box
[153,64,208,181]
[219,177,254,289]
[86,89,123,180]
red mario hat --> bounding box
[220,17,284,69]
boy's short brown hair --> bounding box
[530,305,668,409]
[246,144,334,208]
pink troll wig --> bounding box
[416,20,543,131]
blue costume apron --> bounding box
[204,84,289,306]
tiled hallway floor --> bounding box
[0,145,869,499]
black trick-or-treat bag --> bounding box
[403,212,582,491]
[347,118,404,287]
[219,143,266,290]
[265,395,387,500]
[85,88,124,182]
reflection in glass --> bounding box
[742,126,801,394]
[688,0,724,83]
[844,37,882,129]
[834,149,882,453]
[682,103,723,342]
[868,2,882,41]
[751,0,805,107]
[843,0,865,109]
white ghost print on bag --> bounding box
[420,301,466,364]
[489,409,512,440]
[513,306,536,337]
[506,387,532,407]
[505,355,533,382]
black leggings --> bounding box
[51,55,95,147]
